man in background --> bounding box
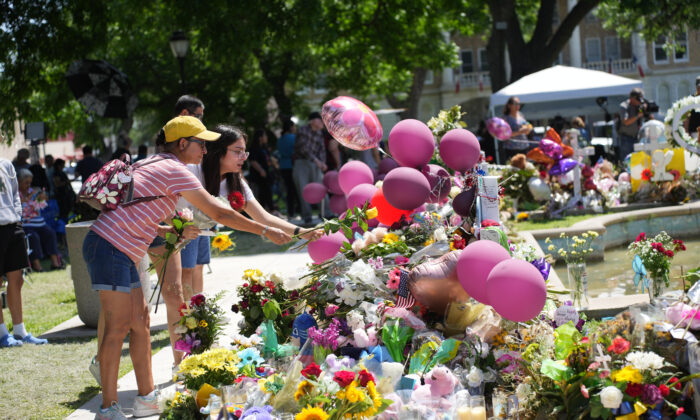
[617,88,646,162]
[293,112,327,225]
[75,145,102,184]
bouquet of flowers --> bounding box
[231,269,297,339]
[546,231,599,308]
[174,292,226,356]
[148,208,194,312]
[176,347,242,391]
[628,231,686,295]
[293,363,392,420]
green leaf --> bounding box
[172,218,183,231]
[249,306,261,320]
[263,300,281,320]
[341,225,353,241]
[165,232,178,244]
[359,219,368,232]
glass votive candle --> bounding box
[454,394,472,420]
[469,395,487,420]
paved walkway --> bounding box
[60,248,312,419]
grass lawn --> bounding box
[510,213,605,231]
[0,268,170,420]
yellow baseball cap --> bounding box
[163,116,221,143]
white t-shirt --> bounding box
[177,163,254,228]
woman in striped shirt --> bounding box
[17,169,63,271]
[83,116,291,420]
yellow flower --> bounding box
[571,250,577,255]
[294,380,314,401]
[383,233,399,244]
[516,212,529,220]
[185,317,198,329]
[545,237,551,243]
[611,366,643,384]
[344,381,363,403]
[582,233,588,238]
[243,268,263,283]
[199,320,208,328]
[295,406,329,420]
[548,245,555,251]
[365,207,378,219]
[423,238,434,246]
[211,234,233,252]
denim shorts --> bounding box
[180,235,211,268]
[83,231,140,293]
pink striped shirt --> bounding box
[91,153,203,263]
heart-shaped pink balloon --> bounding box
[539,139,562,159]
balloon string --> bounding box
[377,146,392,159]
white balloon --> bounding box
[527,177,551,202]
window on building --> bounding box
[674,31,689,62]
[585,38,602,62]
[424,70,434,85]
[585,7,598,22]
[657,83,671,112]
[460,50,474,74]
[605,36,620,60]
[653,36,670,64]
[478,48,489,72]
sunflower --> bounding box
[295,405,329,420]
[211,234,233,252]
[294,380,314,401]
[382,233,399,244]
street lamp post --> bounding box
[169,30,190,92]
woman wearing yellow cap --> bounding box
[83,116,292,420]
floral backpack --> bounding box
[78,154,170,211]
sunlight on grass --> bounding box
[511,213,603,231]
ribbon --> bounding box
[531,258,551,281]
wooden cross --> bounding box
[568,132,595,199]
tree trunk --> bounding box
[386,67,428,120]
[486,0,513,92]
[257,52,293,125]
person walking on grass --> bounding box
[0,158,48,348]
[84,116,291,420]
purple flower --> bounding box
[641,384,664,406]
[308,318,341,350]
[325,304,339,317]
[368,256,384,270]
[240,405,273,420]
[174,333,201,355]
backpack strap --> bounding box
[120,154,174,207]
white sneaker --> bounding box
[132,390,160,417]
[95,402,127,420]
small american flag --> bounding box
[395,269,416,308]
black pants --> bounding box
[280,169,300,217]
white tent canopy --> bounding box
[489,65,643,120]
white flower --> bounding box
[599,386,623,409]
[432,227,448,242]
[466,366,484,388]
[515,383,531,405]
[173,324,188,334]
[336,285,361,306]
[625,351,665,372]
[346,260,376,284]
[267,271,283,285]
[351,239,365,255]
[449,186,462,199]
[158,387,177,411]
[371,227,388,242]
[346,310,365,330]
[381,362,405,388]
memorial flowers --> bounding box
[628,231,686,296]
[174,292,226,355]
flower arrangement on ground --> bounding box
[232,269,297,338]
[628,231,685,299]
[174,292,226,355]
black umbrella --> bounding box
[65,59,138,119]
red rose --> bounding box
[666,250,674,258]
[290,290,300,300]
[251,284,263,293]
[658,384,670,397]
[178,302,189,316]
[228,191,246,211]
[240,301,249,309]
[607,336,630,354]
[635,232,646,242]
[190,294,206,307]
[358,369,375,387]
[676,408,684,416]
[301,363,322,379]
[669,377,681,390]
[265,280,276,292]
[626,383,644,397]
[333,371,356,388]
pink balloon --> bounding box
[338,161,374,195]
[322,96,383,151]
[486,117,512,141]
[456,240,510,304]
[323,170,344,195]
[383,167,431,210]
[378,157,399,175]
[302,182,327,204]
[486,259,547,322]
[308,231,347,264]
[346,184,377,210]
[421,164,452,203]
[618,172,630,183]
[439,129,481,172]
[539,139,563,159]
[329,194,347,215]
[388,119,435,168]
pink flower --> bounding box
[607,336,630,354]
[325,304,339,317]
[635,232,646,242]
[394,256,409,265]
[587,362,601,371]
[387,268,401,290]
[580,384,589,399]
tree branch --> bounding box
[530,0,556,48]
[541,0,600,63]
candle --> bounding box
[470,406,487,420]
[456,407,472,420]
